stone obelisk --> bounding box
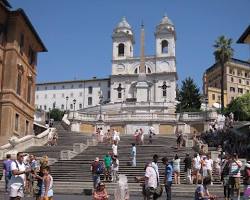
[136,22,149,102]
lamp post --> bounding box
[99,92,103,121]
[65,96,69,111]
[73,99,76,119]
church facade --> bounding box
[35,16,177,115]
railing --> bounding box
[68,111,217,122]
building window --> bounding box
[45,86,47,90]
[245,72,248,77]
[79,103,82,109]
[25,120,29,135]
[108,91,110,99]
[37,87,39,91]
[70,104,73,109]
[15,114,19,131]
[53,94,56,98]
[27,79,32,104]
[231,77,234,82]
[88,86,93,94]
[147,67,151,74]
[44,105,47,110]
[28,47,36,65]
[229,68,233,74]
[53,86,56,89]
[238,88,243,93]
[239,79,242,84]
[19,33,24,55]
[45,94,47,99]
[79,92,83,96]
[62,85,65,89]
[218,95,221,101]
[0,24,4,45]
[16,71,22,95]
[88,97,92,105]
[70,93,73,97]
[118,43,125,56]
[79,84,82,88]
[247,90,249,93]
[161,40,168,54]
[71,85,74,88]
[108,80,111,87]
[117,83,123,99]
[230,87,235,92]
[61,104,64,110]
[161,81,168,97]
[212,94,215,100]
[134,68,138,74]
[247,81,249,85]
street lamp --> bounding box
[73,99,76,119]
[99,91,104,121]
[65,96,69,111]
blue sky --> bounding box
[11,0,250,89]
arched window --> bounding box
[147,67,151,74]
[161,40,168,54]
[118,43,125,56]
[16,65,24,95]
[134,68,138,74]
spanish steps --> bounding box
[0,122,223,198]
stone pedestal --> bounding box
[136,80,149,102]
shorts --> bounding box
[229,177,241,190]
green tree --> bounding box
[49,108,64,121]
[177,77,201,112]
[213,35,234,113]
[225,93,250,121]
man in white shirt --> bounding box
[112,141,118,156]
[205,154,214,185]
[9,152,30,200]
[145,162,158,199]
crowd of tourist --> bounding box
[2,153,53,200]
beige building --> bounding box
[237,25,250,44]
[203,58,250,107]
[0,1,47,145]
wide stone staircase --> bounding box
[0,123,224,198]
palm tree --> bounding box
[213,36,234,113]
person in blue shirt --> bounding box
[162,157,173,200]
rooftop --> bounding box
[237,25,250,44]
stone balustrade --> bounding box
[68,111,217,123]
[0,128,55,159]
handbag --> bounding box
[151,167,163,197]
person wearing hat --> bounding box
[93,182,109,200]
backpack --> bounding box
[96,162,104,174]
[222,160,230,177]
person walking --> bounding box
[3,154,12,192]
[112,141,118,156]
[91,157,103,189]
[172,154,181,184]
[192,153,201,185]
[139,128,144,145]
[148,126,155,144]
[144,162,158,200]
[229,153,242,200]
[111,155,119,183]
[9,152,31,200]
[103,153,112,182]
[221,154,231,200]
[183,153,192,184]
[205,154,214,185]
[162,157,173,200]
[131,143,136,167]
